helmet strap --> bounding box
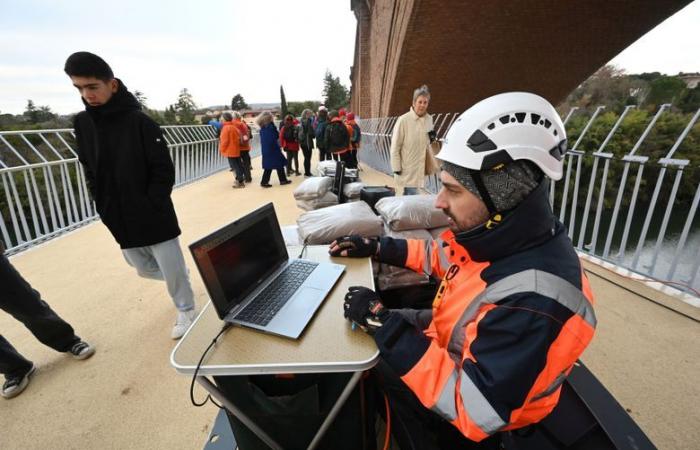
[469,169,502,229]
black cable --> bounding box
[297,238,309,259]
[189,322,233,408]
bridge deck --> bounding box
[2,159,698,449]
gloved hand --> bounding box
[394,171,402,176]
[329,235,378,258]
[343,286,388,333]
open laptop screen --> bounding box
[190,203,288,319]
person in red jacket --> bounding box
[219,112,245,188]
[329,92,596,449]
[279,114,301,176]
[232,111,252,182]
[345,112,361,168]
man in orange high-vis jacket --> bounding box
[330,92,596,449]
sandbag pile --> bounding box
[343,182,366,202]
[293,177,338,211]
[297,201,384,245]
[373,195,450,291]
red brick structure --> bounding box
[350,0,691,118]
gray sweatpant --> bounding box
[122,237,195,312]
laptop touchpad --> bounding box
[288,287,324,315]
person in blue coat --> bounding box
[255,111,291,188]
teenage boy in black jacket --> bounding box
[64,52,196,339]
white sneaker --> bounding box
[171,309,197,340]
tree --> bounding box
[174,88,197,124]
[24,100,39,123]
[280,85,288,118]
[231,94,249,110]
[287,101,322,117]
[163,105,177,124]
[643,76,687,110]
[134,90,148,109]
[322,70,349,111]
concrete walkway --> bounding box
[1,159,698,449]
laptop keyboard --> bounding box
[235,260,319,326]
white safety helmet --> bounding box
[436,92,567,180]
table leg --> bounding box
[197,376,284,450]
[307,371,364,450]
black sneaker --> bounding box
[2,365,36,399]
[69,340,96,360]
[280,180,292,185]
[260,183,272,188]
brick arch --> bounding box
[350,0,691,118]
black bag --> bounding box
[327,122,348,149]
[283,125,298,143]
[360,186,396,213]
[213,373,376,450]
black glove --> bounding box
[343,286,388,333]
[329,235,378,258]
[428,130,437,143]
[394,171,402,176]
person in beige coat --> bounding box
[390,85,434,194]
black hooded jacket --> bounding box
[73,79,180,249]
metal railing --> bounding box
[0,125,259,255]
[358,106,700,295]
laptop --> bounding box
[189,203,345,339]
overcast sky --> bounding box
[1,0,699,115]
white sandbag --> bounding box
[296,191,338,211]
[344,182,365,199]
[297,201,383,245]
[378,227,432,290]
[429,226,449,240]
[316,160,337,176]
[375,195,449,231]
[293,177,334,200]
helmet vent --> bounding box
[515,113,526,123]
[499,115,510,124]
[487,122,495,130]
[467,130,497,153]
[530,113,541,124]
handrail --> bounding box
[357,107,700,296]
[0,125,260,254]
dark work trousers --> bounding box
[240,150,252,182]
[261,168,289,185]
[318,148,332,161]
[300,143,313,176]
[374,359,502,450]
[227,157,246,183]
[284,149,299,175]
[0,255,80,379]
[349,149,359,169]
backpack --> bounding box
[351,123,361,143]
[327,122,348,149]
[283,125,298,143]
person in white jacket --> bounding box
[390,85,434,194]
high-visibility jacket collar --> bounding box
[453,180,556,262]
